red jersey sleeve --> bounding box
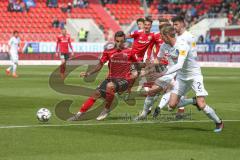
[129,51,138,63]
[100,51,109,64]
[130,30,139,38]
[68,36,73,51]
[56,36,60,52]
[146,37,155,60]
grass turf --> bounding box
[0,66,240,160]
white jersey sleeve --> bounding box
[164,40,190,75]
[157,43,167,58]
[8,37,13,46]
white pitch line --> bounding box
[0,119,239,129]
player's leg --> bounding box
[153,91,171,118]
[59,54,68,79]
[135,84,161,120]
[152,77,174,118]
[12,62,18,78]
[192,76,223,132]
[11,54,19,77]
[68,79,107,121]
[97,79,129,121]
[6,54,13,76]
[168,78,189,109]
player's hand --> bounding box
[80,72,89,77]
[55,52,59,57]
[71,52,74,57]
[154,58,159,64]
[145,59,151,65]
[159,56,168,65]
[148,72,164,80]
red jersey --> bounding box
[100,47,137,81]
[153,32,164,58]
[130,30,155,62]
[56,34,73,54]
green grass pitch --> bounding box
[0,66,240,160]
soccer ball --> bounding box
[36,108,51,122]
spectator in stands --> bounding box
[27,44,33,53]
[47,0,58,8]
[78,28,88,42]
[52,18,60,28]
[59,20,65,29]
[73,0,89,8]
[67,2,72,13]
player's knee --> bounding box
[92,90,101,99]
[106,82,115,93]
[168,99,178,109]
[168,102,177,109]
[196,97,206,109]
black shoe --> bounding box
[175,112,184,120]
[214,120,224,133]
[153,107,160,118]
[193,97,201,111]
[147,109,151,115]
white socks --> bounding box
[203,105,221,123]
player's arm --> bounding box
[7,38,12,55]
[126,30,138,39]
[80,51,108,77]
[163,45,189,75]
[146,41,154,63]
[68,36,74,56]
[55,37,60,57]
[80,63,104,77]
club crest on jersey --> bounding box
[148,36,152,41]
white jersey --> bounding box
[8,37,20,55]
[154,43,177,88]
[177,31,197,57]
[164,38,202,80]
[158,42,178,68]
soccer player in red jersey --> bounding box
[136,18,145,30]
[55,28,74,79]
[68,31,138,121]
[127,17,155,62]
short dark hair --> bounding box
[158,18,169,23]
[171,16,185,23]
[136,18,145,24]
[114,31,125,39]
[159,23,171,31]
[145,16,153,24]
[13,30,18,34]
[161,25,175,38]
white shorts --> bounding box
[172,75,208,97]
[10,54,19,63]
[155,74,175,90]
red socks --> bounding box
[80,97,96,112]
[60,63,66,74]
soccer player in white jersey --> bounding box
[135,23,194,120]
[158,25,223,132]
[6,31,20,78]
[170,16,198,118]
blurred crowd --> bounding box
[8,0,29,12]
[47,0,89,10]
[152,0,240,27]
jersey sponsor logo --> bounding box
[138,40,150,44]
